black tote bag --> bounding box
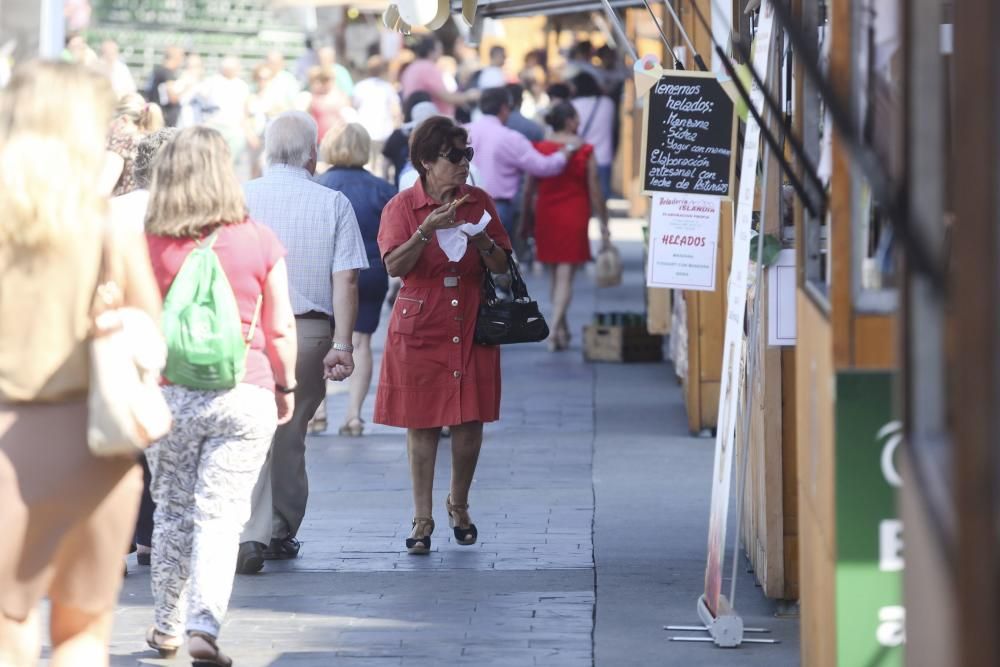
[474,253,550,346]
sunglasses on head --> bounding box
[440,146,474,164]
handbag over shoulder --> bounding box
[474,252,550,346]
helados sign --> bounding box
[383,0,478,34]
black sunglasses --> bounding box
[440,146,474,164]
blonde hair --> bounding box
[145,126,247,238]
[321,122,370,168]
[115,93,164,133]
[0,61,114,247]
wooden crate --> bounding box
[583,324,664,363]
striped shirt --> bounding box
[244,164,369,316]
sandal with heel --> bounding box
[145,626,182,658]
[188,630,233,667]
[446,495,478,545]
[405,517,435,555]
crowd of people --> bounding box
[0,31,625,667]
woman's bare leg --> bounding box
[551,263,577,337]
[49,604,113,667]
[407,427,441,520]
[345,332,373,425]
[0,608,40,667]
[448,422,483,507]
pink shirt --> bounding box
[146,219,286,392]
[400,59,454,117]
[466,115,568,200]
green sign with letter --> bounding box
[835,371,904,666]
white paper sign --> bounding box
[646,194,722,291]
[767,249,797,346]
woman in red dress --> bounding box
[522,101,610,351]
[375,117,511,555]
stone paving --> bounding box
[41,219,801,666]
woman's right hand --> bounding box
[420,195,471,232]
[276,392,295,425]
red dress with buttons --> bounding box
[374,180,512,429]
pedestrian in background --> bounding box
[400,36,479,118]
[382,91,432,187]
[521,101,610,351]
[352,55,402,176]
[238,111,367,573]
[316,123,396,437]
[101,93,164,196]
[466,87,576,239]
[570,72,615,199]
[375,116,511,555]
[142,126,298,665]
[97,39,136,98]
[145,46,184,127]
[0,61,158,667]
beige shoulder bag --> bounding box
[87,228,172,457]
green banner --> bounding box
[835,371,904,666]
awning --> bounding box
[271,0,390,10]
[453,0,644,19]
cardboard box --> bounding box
[583,324,664,363]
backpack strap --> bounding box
[245,294,262,347]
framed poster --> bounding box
[646,194,721,291]
[640,70,738,199]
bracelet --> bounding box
[332,341,354,352]
[478,239,497,256]
[415,227,431,243]
[275,383,297,394]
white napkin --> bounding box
[436,210,493,262]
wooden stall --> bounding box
[791,0,899,661]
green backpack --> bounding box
[162,231,259,390]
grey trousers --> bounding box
[241,318,330,545]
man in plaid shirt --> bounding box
[238,111,368,573]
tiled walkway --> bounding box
[54,221,800,666]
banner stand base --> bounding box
[665,595,779,646]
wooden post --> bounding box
[951,0,1000,664]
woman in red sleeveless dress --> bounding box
[522,101,610,350]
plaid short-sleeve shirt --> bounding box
[244,165,369,316]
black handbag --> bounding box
[474,252,550,346]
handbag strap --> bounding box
[581,97,600,138]
[480,251,531,304]
[89,224,124,323]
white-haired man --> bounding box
[237,111,368,573]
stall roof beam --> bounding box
[453,0,644,19]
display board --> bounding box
[835,372,904,665]
[641,70,738,198]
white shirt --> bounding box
[352,77,399,142]
[197,75,249,129]
[109,189,150,235]
[243,165,369,316]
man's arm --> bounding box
[324,267,359,381]
[508,131,570,178]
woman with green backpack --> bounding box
[142,126,298,666]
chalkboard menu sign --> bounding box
[641,71,737,198]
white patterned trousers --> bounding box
[146,383,276,637]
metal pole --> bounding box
[599,0,639,61]
[661,0,710,71]
[639,0,684,68]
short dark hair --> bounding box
[489,45,506,60]
[409,116,469,178]
[505,83,524,109]
[413,36,439,60]
[135,127,179,188]
[403,91,432,122]
[571,72,603,98]
[544,101,578,132]
[479,87,512,116]
[546,83,571,101]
